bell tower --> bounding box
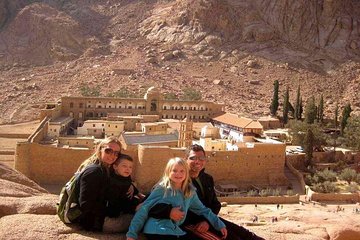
[178,115,193,148]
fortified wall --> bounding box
[133,143,288,192]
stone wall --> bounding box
[134,143,288,192]
[219,195,299,204]
[15,138,288,190]
[15,142,93,184]
[285,160,305,194]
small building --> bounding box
[120,132,179,151]
[258,116,282,130]
[58,136,95,149]
[47,116,73,138]
[140,122,168,135]
[105,121,125,137]
[76,120,106,138]
[211,113,263,142]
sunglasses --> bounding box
[104,148,120,156]
[188,156,206,161]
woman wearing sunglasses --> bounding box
[76,136,121,231]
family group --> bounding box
[59,136,264,240]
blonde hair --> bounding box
[77,136,121,172]
[158,157,193,198]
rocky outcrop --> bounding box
[139,0,359,67]
[0,2,100,65]
[253,0,360,61]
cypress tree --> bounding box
[283,87,289,124]
[334,102,339,129]
[341,103,352,135]
[295,85,301,120]
[305,96,317,124]
[318,94,324,123]
[304,127,314,167]
[270,80,279,116]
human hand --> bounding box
[195,221,210,233]
[220,227,227,239]
[127,184,134,198]
[137,193,146,200]
[135,203,143,212]
[169,206,185,222]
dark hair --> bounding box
[185,144,206,158]
[113,154,133,166]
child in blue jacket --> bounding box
[126,157,227,240]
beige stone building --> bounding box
[57,87,224,127]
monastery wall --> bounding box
[15,142,93,184]
[219,195,299,204]
[135,143,288,192]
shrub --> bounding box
[272,187,281,196]
[346,183,359,193]
[181,87,202,101]
[164,92,178,100]
[246,189,258,197]
[312,181,338,193]
[107,88,137,98]
[79,84,101,97]
[286,189,294,196]
[339,168,358,184]
[316,169,337,183]
[259,188,272,197]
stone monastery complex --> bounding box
[15,87,291,192]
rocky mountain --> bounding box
[0,0,359,123]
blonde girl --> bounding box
[126,157,227,240]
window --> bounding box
[70,102,74,108]
[79,103,83,108]
[93,124,95,127]
[102,124,104,126]
[115,125,118,128]
[88,105,91,108]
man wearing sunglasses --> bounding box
[149,144,264,240]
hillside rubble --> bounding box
[0,0,359,124]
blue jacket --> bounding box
[126,185,225,239]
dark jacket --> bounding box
[148,168,221,224]
[78,163,108,231]
[106,172,140,217]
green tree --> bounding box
[107,88,137,98]
[343,116,360,150]
[295,85,301,120]
[181,87,202,100]
[304,127,314,167]
[339,168,358,184]
[305,96,317,124]
[270,80,279,116]
[317,94,324,123]
[287,120,326,148]
[283,87,289,124]
[164,92,178,100]
[340,103,352,135]
[334,102,339,129]
[79,84,101,97]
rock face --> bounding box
[0,2,101,65]
[140,0,360,66]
